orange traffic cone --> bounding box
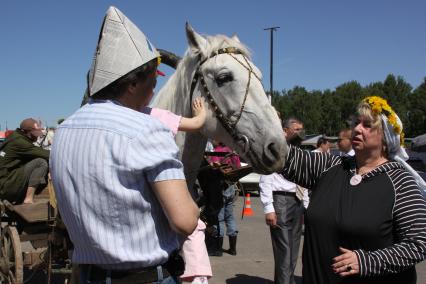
[242,193,254,217]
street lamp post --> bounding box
[264,26,280,103]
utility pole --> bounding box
[264,26,280,103]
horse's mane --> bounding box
[153,34,251,116]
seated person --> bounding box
[0,118,50,204]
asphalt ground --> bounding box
[209,195,426,284]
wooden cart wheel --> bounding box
[0,226,23,284]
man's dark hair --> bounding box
[92,59,157,100]
[316,137,328,148]
[282,117,303,129]
[339,128,352,135]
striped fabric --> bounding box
[282,145,426,277]
[282,145,341,190]
[355,168,426,276]
[50,100,185,269]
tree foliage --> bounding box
[271,74,426,137]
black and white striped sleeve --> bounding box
[282,145,341,189]
[355,169,426,276]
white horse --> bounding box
[152,24,288,190]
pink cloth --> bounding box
[147,108,212,280]
[180,219,212,281]
[209,145,241,168]
[149,107,182,136]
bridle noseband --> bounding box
[189,47,262,143]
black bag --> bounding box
[165,249,185,276]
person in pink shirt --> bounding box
[145,97,212,284]
[143,97,207,135]
[209,141,241,169]
[207,141,240,257]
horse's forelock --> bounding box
[205,34,251,58]
[184,34,251,62]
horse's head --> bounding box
[184,24,288,174]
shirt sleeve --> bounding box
[354,170,426,276]
[259,174,275,214]
[126,121,185,183]
[150,108,182,136]
[282,145,341,189]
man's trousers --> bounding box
[270,193,304,284]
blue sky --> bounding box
[1,0,425,129]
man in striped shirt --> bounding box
[50,6,198,283]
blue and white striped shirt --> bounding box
[50,100,185,269]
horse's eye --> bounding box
[215,73,233,87]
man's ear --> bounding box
[128,82,138,95]
[283,129,288,138]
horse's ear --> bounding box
[231,33,241,43]
[186,22,207,56]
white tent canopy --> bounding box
[302,135,337,147]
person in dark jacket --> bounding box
[0,118,49,203]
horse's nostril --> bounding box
[263,142,280,167]
[267,143,280,160]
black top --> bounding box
[282,146,426,284]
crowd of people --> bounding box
[1,6,426,284]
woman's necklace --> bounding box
[350,158,388,186]
[350,173,362,186]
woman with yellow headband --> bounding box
[281,96,426,284]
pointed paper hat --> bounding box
[88,6,160,96]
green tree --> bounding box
[271,73,424,137]
[333,80,363,133]
[382,75,411,130]
[321,90,343,135]
[364,81,385,98]
[408,77,426,137]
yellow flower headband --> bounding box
[362,96,404,145]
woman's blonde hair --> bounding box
[356,101,383,131]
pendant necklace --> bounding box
[350,174,362,186]
[350,167,363,186]
[350,159,387,186]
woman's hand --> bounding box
[332,247,360,277]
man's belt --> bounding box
[272,191,296,197]
[80,264,170,283]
